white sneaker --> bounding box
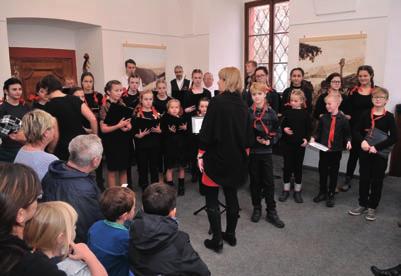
[348,206,368,216]
[365,208,376,221]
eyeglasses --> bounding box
[331,80,341,84]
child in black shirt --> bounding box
[161,99,187,195]
[122,74,140,110]
[248,82,284,228]
[348,87,397,221]
[311,93,352,207]
[133,90,162,190]
[279,89,312,203]
[154,80,172,116]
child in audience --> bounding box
[100,80,133,187]
[133,90,162,190]
[248,82,284,227]
[122,74,141,109]
[154,79,172,116]
[279,89,312,203]
[348,87,397,221]
[24,201,107,276]
[14,109,58,182]
[88,187,136,276]
[161,99,187,195]
[310,93,352,207]
[128,183,210,276]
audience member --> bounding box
[42,134,104,243]
[129,183,210,276]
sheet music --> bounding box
[308,141,329,152]
[192,116,204,134]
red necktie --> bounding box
[328,115,336,149]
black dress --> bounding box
[160,113,188,169]
[100,100,134,171]
[44,95,86,160]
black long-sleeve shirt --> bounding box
[313,112,351,152]
[281,108,312,146]
[353,110,397,151]
[348,90,373,127]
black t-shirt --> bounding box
[0,101,30,148]
[44,95,86,160]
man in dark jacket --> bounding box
[42,134,104,243]
[129,183,210,276]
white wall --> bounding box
[7,22,76,50]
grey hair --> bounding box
[68,134,103,167]
[174,65,183,71]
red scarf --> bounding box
[369,107,387,135]
[328,115,337,149]
[252,102,275,137]
[349,85,373,96]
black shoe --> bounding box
[178,178,185,196]
[371,264,401,275]
[293,191,304,203]
[204,238,223,253]
[326,195,335,208]
[313,193,327,203]
[278,191,290,202]
[266,209,285,228]
[340,176,352,192]
[221,232,237,246]
[251,208,262,223]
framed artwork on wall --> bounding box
[298,33,367,98]
[122,43,166,90]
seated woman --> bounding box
[14,109,58,182]
[0,163,65,276]
[24,201,107,276]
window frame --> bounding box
[245,0,289,91]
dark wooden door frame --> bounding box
[9,47,77,81]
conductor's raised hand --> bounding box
[283,127,293,135]
[151,124,162,133]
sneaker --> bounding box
[278,191,290,202]
[340,176,352,192]
[293,191,303,203]
[365,208,376,221]
[348,206,368,216]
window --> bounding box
[245,0,289,92]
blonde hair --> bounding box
[290,89,307,108]
[324,92,342,104]
[250,82,269,94]
[24,201,78,257]
[166,99,183,116]
[156,79,167,87]
[218,67,243,93]
[372,86,389,99]
[22,109,54,144]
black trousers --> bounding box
[346,139,360,179]
[318,151,342,195]
[282,144,306,184]
[249,153,276,210]
[358,151,388,209]
[136,147,160,188]
[204,185,239,235]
